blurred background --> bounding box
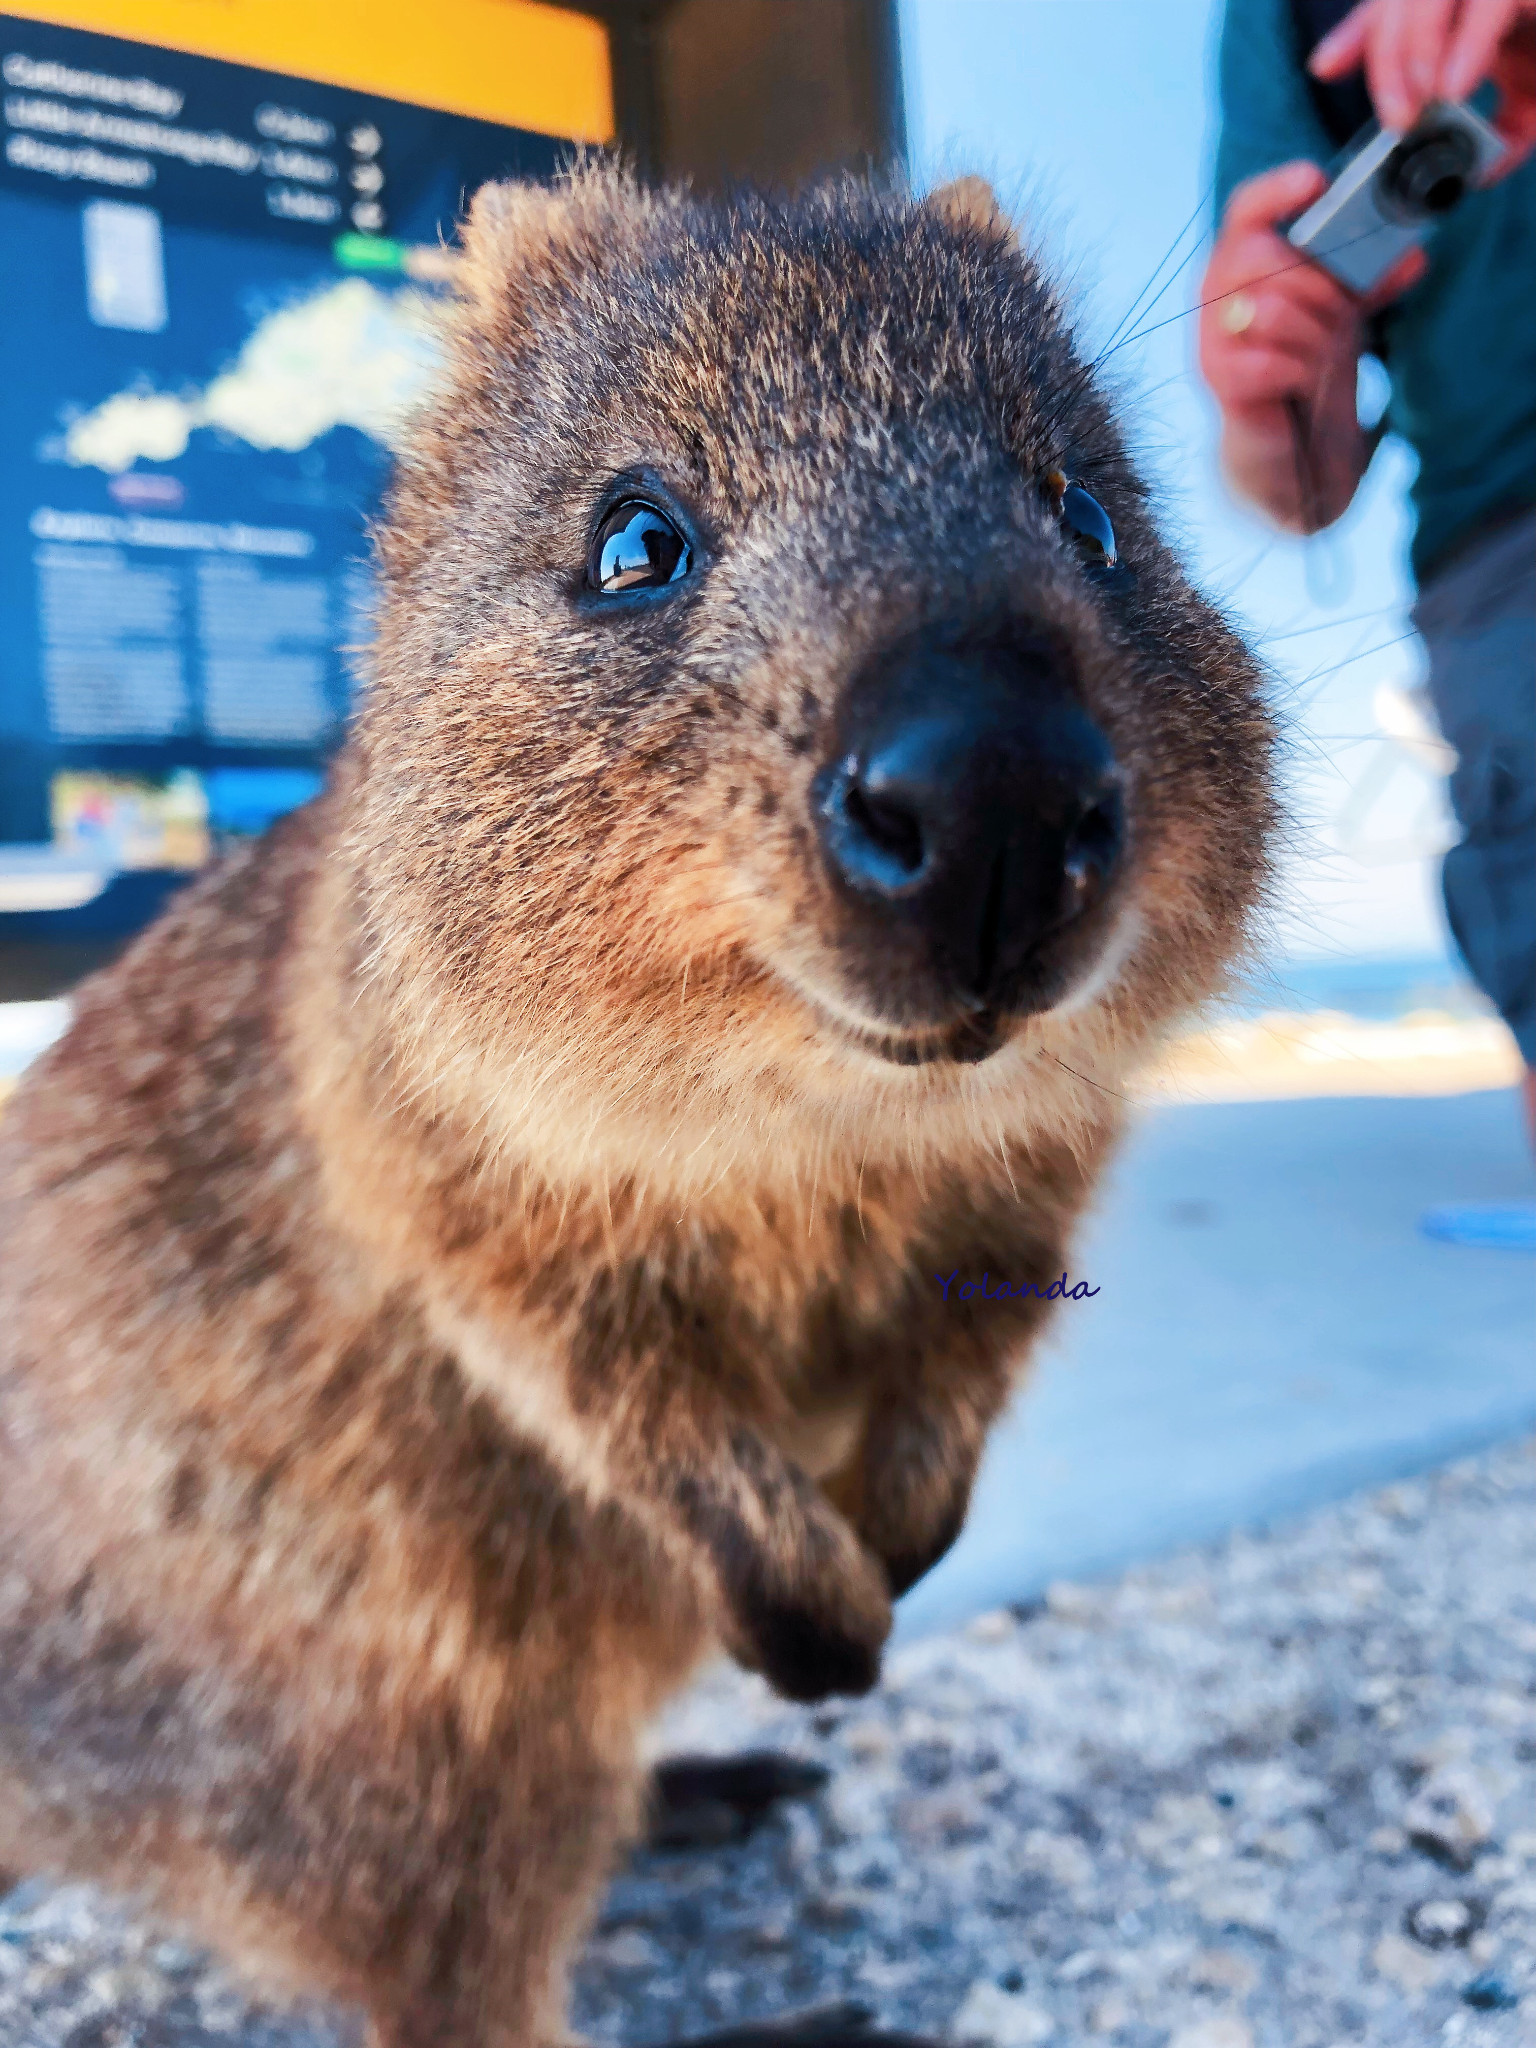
[0,0,1530,1630]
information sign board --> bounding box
[0,7,607,940]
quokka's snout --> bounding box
[812,616,1126,1048]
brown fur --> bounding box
[0,167,1277,2046]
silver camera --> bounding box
[1287,99,1505,294]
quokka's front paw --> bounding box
[857,1411,977,1598]
[716,1501,892,1704]
[876,1500,969,1600]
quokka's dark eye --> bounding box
[1059,482,1117,569]
[589,500,692,594]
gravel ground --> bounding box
[3,1437,1534,2048]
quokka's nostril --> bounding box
[843,777,926,875]
[1058,789,1124,924]
[1064,790,1124,880]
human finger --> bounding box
[1488,79,1536,173]
[1443,0,1523,97]
[1204,343,1327,410]
[1200,270,1357,380]
[1310,0,1377,78]
[1486,9,1536,170]
[1204,270,1357,352]
[1208,228,1361,330]
[1398,0,1461,114]
[1362,0,1425,128]
[1220,160,1330,236]
[1218,289,1356,361]
[1201,304,1353,412]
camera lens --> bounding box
[1378,125,1477,219]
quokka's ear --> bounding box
[458,179,580,317]
[457,165,650,322]
[925,175,1017,247]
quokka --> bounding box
[0,168,1276,2048]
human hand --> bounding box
[1200,164,1366,437]
[1311,0,1536,170]
[1198,162,1419,526]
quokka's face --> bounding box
[361,171,1275,1156]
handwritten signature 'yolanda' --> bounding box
[934,1270,1100,1303]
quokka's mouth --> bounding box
[770,957,1023,1068]
[823,1000,1012,1068]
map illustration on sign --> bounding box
[63,271,442,471]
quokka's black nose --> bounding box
[814,630,1124,1011]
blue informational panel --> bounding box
[0,13,563,951]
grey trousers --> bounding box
[1413,507,1536,1068]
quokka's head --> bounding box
[353,165,1276,1187]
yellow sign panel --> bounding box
[0,0,613,142]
